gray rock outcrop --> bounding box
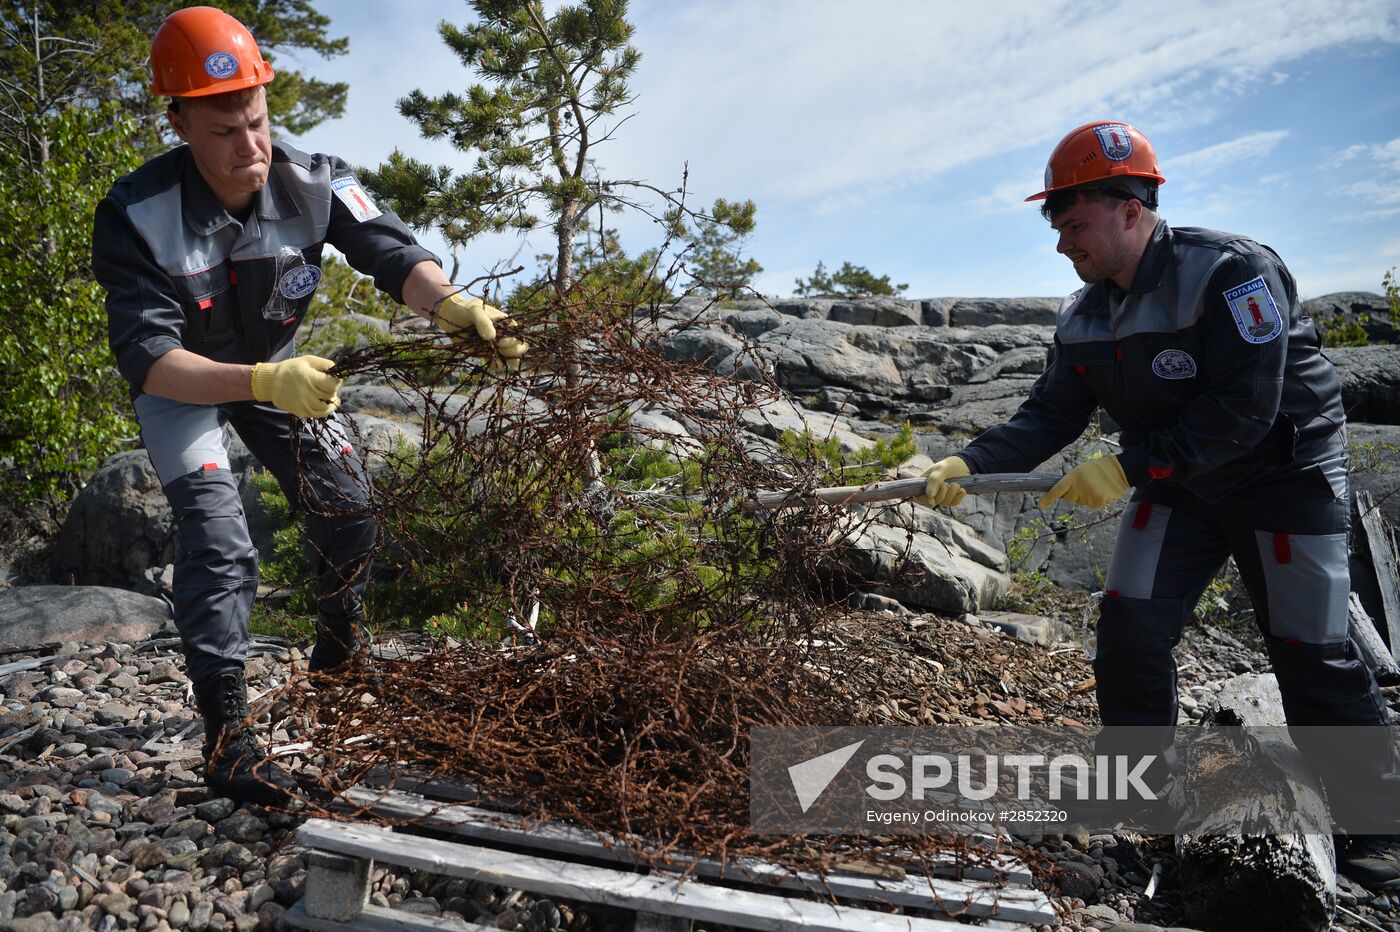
[1328,344,1400,426]
[1304,291,1398,344]
[0,586,169,649]
[49,451,179,594]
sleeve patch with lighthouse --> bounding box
[331,175,382,223]
[1222,276,1283,344]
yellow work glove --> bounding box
[250,355,342,419]
[915,456,971,507]
[1039,455,1130,509]
[434,292,529,369]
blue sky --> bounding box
[283,0,1400,300]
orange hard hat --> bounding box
[149,6,275,98]
[1025,121,1165,202]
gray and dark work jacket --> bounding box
[956,220,1347,502]
[93,140,436,395]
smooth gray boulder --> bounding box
[752,318,1054,405]
[756,319,906,394]
[928,297,1061,328]
[827,297,922,328]
[836,521,1010,615]
[932,376,1043,435]
[771,298,837,321]
[717,307,785,338]
[624,408,695,452]
[663,327,745,369]
[765,297,1061,329]
[0,586,169,649]
[832,502,1011,614]
[1304,291,1398,344]
[738,398,874,453]
[1328,344,1400,425]
[49,451,179,593]
[979,610,1071,647]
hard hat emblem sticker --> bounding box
[1094,124,1133,161]
[204,51,239,79]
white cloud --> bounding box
[292,0,1400,295]
[1329,138,1400,169]
[607,0,1399,206]
[1166,130,1291,175]
[1328,138,1400,207]
[1335,205,1400,224]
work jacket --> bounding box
[957,220,1347,502]
[93,140,436,395]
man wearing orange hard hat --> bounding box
[918,121,1400,888]
[92,6,525,803]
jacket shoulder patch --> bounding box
[1222,276,1282,344]
[331,176,382,222]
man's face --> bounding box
[1050,196,1134,285]
[169,89,272,212]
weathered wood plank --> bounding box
[1189,674,1337,931]
[1357,491,1400,662]
[339,785,1038,897]
[1349,592,1400,684]
[0,654,57,680]
[297,819,1029,932]
[285,900,496,931]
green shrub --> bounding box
[1318,313,1370,347]
[778,422,917,485]
[0,106,141,506]
[248,424,775,641]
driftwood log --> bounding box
[744,473,1058,511]
[1355,490,1400,662]
[1178,674,1335,932]
[1350,592,1400,685]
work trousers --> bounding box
[1095,443,1399,830]
[135,395,376,684]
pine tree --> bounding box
[683,198,760,299]
[362,0,640,294]
[794,260,907,297]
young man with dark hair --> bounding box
[918,120,1400,889]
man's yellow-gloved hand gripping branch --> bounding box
[433,292,529,370]
[915,455,971,507]
[250,355,342,419]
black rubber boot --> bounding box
[1337,835,1400,892]
[193,667,296,805]
[308,612,366,673]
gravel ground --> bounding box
[0,637,638,932]
[2,611,1398,931]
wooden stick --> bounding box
[743,473,1058,511]
[1357,491,1400,663]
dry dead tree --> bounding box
[267,261,1014,883]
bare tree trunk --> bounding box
[554,200,577,297]
[32,10,54,259]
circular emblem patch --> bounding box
[278,264,321,300]
[204,51,239,79]
[1152,349,1197,380]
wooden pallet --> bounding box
[284,782,1056,931]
